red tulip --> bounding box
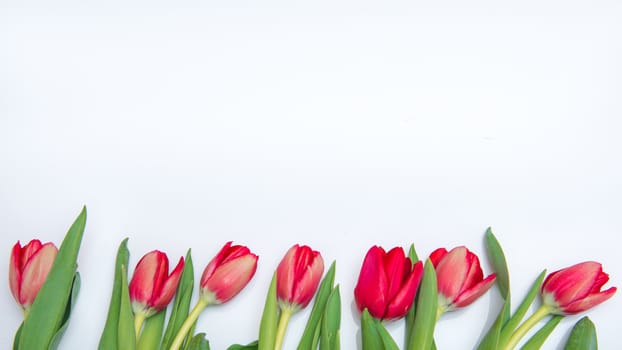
[430,246,496,312]
[276,244,324,310]
[541,261,616,315]
[354,246,423,320]
[129,250,184,316]
[200,241,258,304]
[9,239,58,311]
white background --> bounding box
[1,1,621,349]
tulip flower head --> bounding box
[430,246,496,313]
[276,244,324,312]
[541,261,616,315]
[9,239,58,312]
[200,241,258,304]
[129,250,184,317]
[354,246,423,320]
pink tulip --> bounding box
[354,246,423,320]
[277,244,324,310]
[129,250,184,316]
[200,241,258,304]
[430,246,496,312]
[541,261,616,315]
[9,239,58,311]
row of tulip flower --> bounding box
[9,208,616,350]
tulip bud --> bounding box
[541,261,616,315]
[430,246,496,313]
[200,241,258,304]
[354,246,423,320]
[129,250,184,317]
[9,240,58,312]
[276,244,324,311]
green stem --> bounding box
[503,305,551,350]
[134,312,147,339]
[436,305,446,322]
[168,298,209,350]
[274,308,293,350]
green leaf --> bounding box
[407,259,437,350]
[227,341,258,350]
[19,207,87,350]
[48,272,81,350]
[499,270,547,348]
[187,333,211,350]
[161,249,195,350]
[477,296,511,350]
[320,285,341,350]
[520,315,563,350]
[99,238,130,350]
[118,265,136,350]
[564,317,597,350]
[12,322,23,350]
[361,309,384,350]
[258,273,279,350]
[298,261,336,350]
[374,318,400,350]
[404,243,419,349]
[138,310,166,350]
[485,227,510,300]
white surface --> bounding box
[1,1,621,349]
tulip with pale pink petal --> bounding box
[129,250,184,336]
[9,239,58,315]
[430,246,496,316]
[169,241,258,350]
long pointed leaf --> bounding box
[499,270,547,347]
[374,318,399,350]
[138,310,166,350]
[477,296,511,350]
[520,315,563,350]
[299,261,336,350]
[12,322,23,350]
[258,273,278,350]
[161,249,195,350]
[320,285,341,350]
[407,259,437,350]
[99,238,130,350]
[404,243,419,349]
[485,228,510,299]
[564,317,597,350]
[48,272,81,350]
[19,207,87,350]
[118,265,136,350]
[361,309,384,350]
[187,333,211,350]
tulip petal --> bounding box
[200,241,233,286]
[354,246,388,319]
[543,262,602,306]
[129,251,163,305]
[291,252,324,307]
[205,254,258,303]
[9,241,23,303]
[21,239,43,269]
[453,273,496,308]
[461,250,484,291]
[276,245,299,303]
[151,256,185,310]
[383,247,407,303]
[385,260,423,320]
[559,287,617,314]
[19,243,57,306]
[429,248,447,267]
[435,246,468,303]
